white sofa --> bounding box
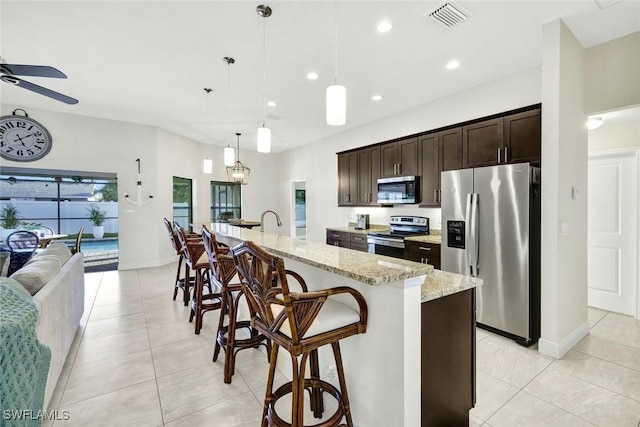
[8,243,85,408]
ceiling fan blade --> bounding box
[4,76,78,104]
[0,64,67,78]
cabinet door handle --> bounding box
[504,146,508,162]
[397,163,402,175]
[437,189,441,203]
[497,148,501,164]
[418,246,432,251]
[433,189,438,202]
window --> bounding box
[172,177,192,229]
[211,181,241,222]
[0,172,118,235]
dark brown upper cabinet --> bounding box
[357,146,381,205]
[419,128,462,206]
[337,151,358,206]
[503,108,541,165]
[381,137,418,177]
[463,107,541,168]
[462,117,504,169]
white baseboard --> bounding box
[538,321,590,359]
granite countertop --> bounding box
[421,270,481,303]
[209,223,431,286]
[326,224,389,235]
[208,223,479,301]
[404,234,442,244]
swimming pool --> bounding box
[79,239,118,253]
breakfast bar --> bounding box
[202,222,480,427]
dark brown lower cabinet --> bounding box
[422,289,476,427]
[326,230,369,252]
[405,241,441,269]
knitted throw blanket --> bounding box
[0,279,51,427]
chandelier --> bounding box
[226,133,250,185]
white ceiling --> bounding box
[1,1,639,153]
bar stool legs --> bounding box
[213,288,270,383]
[172,254,193,306]
[263,342,354,427]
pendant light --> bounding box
[203,88,213,174]
[223,57,236,166]
[226,133,250,185]
[326,1,346,126]
[257,4,272,153]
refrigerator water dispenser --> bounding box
[447,220,465,249]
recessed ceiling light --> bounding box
[372,94,382,101]
[587,117,604,130]
[306,72,319,80]
[377,20,392,33]
[446,60,460,70]
[267,101,277,107]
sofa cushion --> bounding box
[10,256,62,295]
[36,242,72,266]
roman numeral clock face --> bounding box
[0,115,53,162]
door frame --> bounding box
[290,179,307,240]
[588,147,640,319]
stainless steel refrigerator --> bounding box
[441,163,541,346]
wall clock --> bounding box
[0,109,52,162]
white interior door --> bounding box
[587,148,639,317]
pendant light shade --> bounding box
[203,158,213,174]
[257,126,271,153]
[257,5,272,153]
[223,145,235,166]
[326,84,346,126]
[326,2,346,126]
[226,133,250,185]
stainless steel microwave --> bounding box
[377,176,420,204]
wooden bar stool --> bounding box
[163,218,194,306]
[201,226,270,383]
[175,224,220,334]
[230,241,368,427]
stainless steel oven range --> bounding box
[367,216,429,259]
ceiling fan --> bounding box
[0,55,79,105]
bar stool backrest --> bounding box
[175,223,204,267]
[163,217,182,255]
[230,241,301,342]
[201,226,235,287]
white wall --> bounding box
[0,105,280,269]
[277,67,542,242]
[584,32,640,114]
[588,107,640,151]
[539,19,589,358]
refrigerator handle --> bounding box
[465,193,479,276]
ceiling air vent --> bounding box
[427,1,469,29]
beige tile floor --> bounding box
[44,265,640,427]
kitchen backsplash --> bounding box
[347,206,442,230]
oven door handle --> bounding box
[366,236,405,248]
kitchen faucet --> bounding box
[260,210,282,232]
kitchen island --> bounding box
[202,222,480,427]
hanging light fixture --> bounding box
[203,87,213,174]
[257,4,272,153]
[222,57,236,166]
[327,1,346,126]
[226,133,250,185]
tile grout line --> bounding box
[137,268,168,427]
